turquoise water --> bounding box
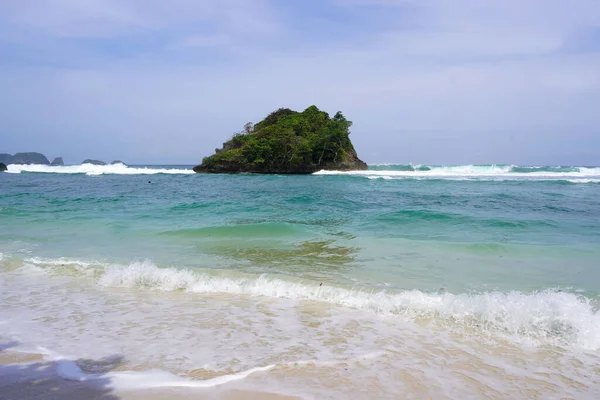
[1,164,600,398]
[2,166,599,293]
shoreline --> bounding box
[0,350,300,400]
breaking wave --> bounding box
[315,164,600,182]
[4,163,195,176]
[19,257,600,350]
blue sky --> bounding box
[1,0,599,165]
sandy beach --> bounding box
[0,351,299,400]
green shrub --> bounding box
[196,105,361,173]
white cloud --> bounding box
[0,0,280,38]
[2,0,150,37]
[1,0,599,164]
[181,34,231,47]
[337,0,600,56]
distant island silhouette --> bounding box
[0,153,128,167]
[0,152,52,165]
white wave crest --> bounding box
[26,257,93,268]
[23,257,97,275]
[315,165,600,182]
[568,179,600,184]
[6,163,195,175]
[52,260,597,350]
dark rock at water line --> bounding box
[82,159,107,166]
[111,160,126,165]
[0,162,7,171]
[50,157,64,166]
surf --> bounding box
[12,257,600,351]
[315,164,600,182]
[4,163,195,175]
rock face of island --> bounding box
[194,106,368,174]
[111,160,126,165]
[0,152,50,165]
[82,159,107,165]
[50,157,64,166]
[0,162,7,171]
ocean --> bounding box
[1,163,599,399]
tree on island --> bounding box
[194,105,367,174]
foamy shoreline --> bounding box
[0,351,299,400]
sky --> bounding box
[0,0,599,165]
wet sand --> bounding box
[0,351,300,400]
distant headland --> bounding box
[0,152,51,165]
[194,106,368,174]
[0,153,127,167]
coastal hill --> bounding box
[194,106,368,174]
[0,152,51,165]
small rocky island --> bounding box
[82,159,107,165]
[194,106,367,174]
[0,162,7,172]
[50,157,64,166]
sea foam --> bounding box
[5,163,195,175]
[24,258,600,350]
[5,163,600,180]
[315,164,600,182]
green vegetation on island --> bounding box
[194,106,367,174]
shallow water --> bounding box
[1,164,600,398]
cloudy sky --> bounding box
[1,0,599,165]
